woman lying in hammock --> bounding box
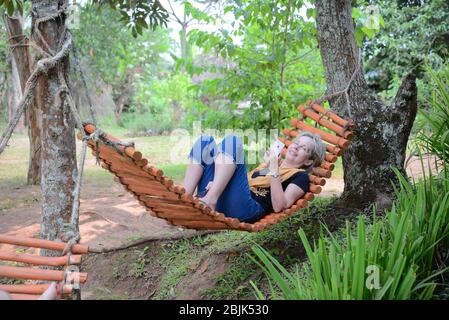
[183,131,326,222]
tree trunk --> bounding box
[113,71,133,124]
[9,58,25,132]
[31,0,77,244]
[315,0,417,209]
[4,14,42,185]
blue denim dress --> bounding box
[188,134,266,222]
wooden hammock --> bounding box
[0,235,89,300]
[79,102,354,232]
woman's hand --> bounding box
[263,149,280,176]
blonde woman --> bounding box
[183,132,326,222]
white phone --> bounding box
[269,140,285,157]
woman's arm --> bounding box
[269,177,306,212]
[269,175,287,212]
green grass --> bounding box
[152,197,333,300]
[251,165,449,300]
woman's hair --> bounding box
[293,131,326,171]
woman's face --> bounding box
[285,136,314,168]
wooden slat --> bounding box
[118,176,171,193]
[312,167,332,178]
[290,118,350,149]
[0,265,88,283]
[309,102,356,130]
[309,184,322,194]
[169,219,233,230]
[0,284,73,295]
[0,252,81,267]
[326,153,338,163]
[0,235,88,254]
[123,184,179,200]
[151,208,218,222]
[310,175,326,186]
[279,133,343,156]
[303,192,315,201]
[298,104,352,139]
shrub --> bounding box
[250,166,449,300]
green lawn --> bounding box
[0,129,344,191]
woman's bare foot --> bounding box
[197,194,217,211]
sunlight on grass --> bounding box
[1,131,343,194]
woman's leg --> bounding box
[183,162,203,195]
[206,134,265,221]
[184,135,216,195]
[199,152,236,211]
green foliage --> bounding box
[0,0,23,16]
[416,64,449,164]
[91,0,169,36]
[120,72,198,134]
[187,0,326,131]
[74,5,171,86]
[251,165,449,299]
[364,0,449,95]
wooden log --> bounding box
[303,192,315,201]
[0,252,82,267]
[150,208,217,222]
[119,176,170,193]
[309,103,356,130]
[321,161,335,171]
[309,184,322,194]
[237,223,257,232]
[312,167,332,178]
[296,199,308,208]
[142,165,163,178]
[124,184,179,200]
[169,219,231,230]
[107,164,155,179]
[167,184,186,194]
[0,265,88,283]
[298,104,352,139]
[325,144,343,156]
[0,284,73,295]
[139,195,195,207]
[326,153,338,163]
[309,175,326,186]
[290,119,350,149]
[279,134,342,156]
[180,193,194,203]
[0,235,88,254]
[251,221,268,232]
[135,158,148,167]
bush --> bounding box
[417,64,449,164]
[250,166,449,300]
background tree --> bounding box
[188,0,325,132]
[363,0,449,102]
[3,12,41,185]
[73,4,171,124]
